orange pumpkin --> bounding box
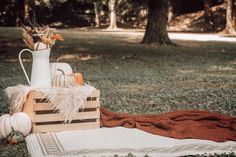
[73,73,84,85]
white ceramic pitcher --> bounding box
[19,48,51,88]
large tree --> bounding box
[141,0,171,45]
[224,0,236,34]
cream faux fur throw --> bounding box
[5,84,96,122]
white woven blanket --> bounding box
[5,85,96,122]
[26,127,236,157]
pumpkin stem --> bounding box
[57,69,65,75]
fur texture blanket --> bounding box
[5,85,96,122]
[100,108,236,142]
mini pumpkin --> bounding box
[6,127,25,144]
[73,73,84,86]
[50,63,73,83]
[53,69,76,88]
[0,112,32,138]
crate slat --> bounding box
[33,121,100,133]
[34,101,100,111]
[31,90,100,99]
[34,111,99,123]
[23,90,100,133]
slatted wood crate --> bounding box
[22,90,100,133]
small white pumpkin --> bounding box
[0,112,32,138]
[50,63,73,84]
[53,69,76,88]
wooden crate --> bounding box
[22,90,100,133]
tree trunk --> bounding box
[94,2,100,28]
[16,13,20,27]
[204,0,214,31]
[24,0,30,21]
[142,0,172,45]
[16,0,22,27]
[107,0,117,29]
[224,0,236,34]
[168,0,174,24]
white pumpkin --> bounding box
[0,112,32,138]
[53,69,76,88]
[50,63,73,84]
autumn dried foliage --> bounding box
[21,24,64,50]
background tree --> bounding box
[93,1,100,27]
[16,0,24,27]
[168,0,174,24]
[107,0,117,29]
[224,0,236,34]
[142,0,171,45]
[24,0,29,21]
[204,0,214,31]
[85,0,103,28]
[0,0,226,31]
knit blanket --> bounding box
[5,85,96,122]
[26,127,236,157]
[100,108,236,142]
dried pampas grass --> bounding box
[43,85,95,123]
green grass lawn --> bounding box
[0,28,236,157]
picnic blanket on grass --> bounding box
[100,108,236,142]
[26,127,236,157]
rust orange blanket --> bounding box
[100,108,236,142]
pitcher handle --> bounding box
[19,49,32,85]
